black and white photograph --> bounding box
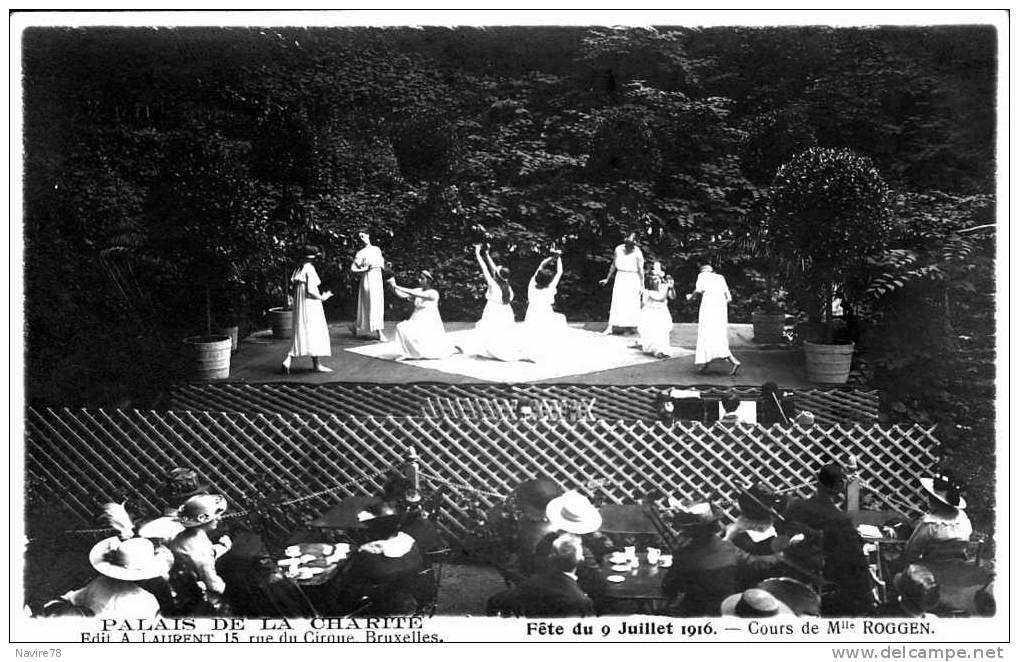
[10,9,1009,655]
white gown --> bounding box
[524,282,568,362]
[473,287,527,362]
[395,290,455,359]
[637,286,673,355]
[353,245,385,336]
[694,271,734,365]
[609,245,643,327]
[289,262,331,357]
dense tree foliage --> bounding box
[23,25,996,434]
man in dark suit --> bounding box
[782,463,874,616]
[487,533,595,617]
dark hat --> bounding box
[894,564,941,616]
[720,588,794,617]
[671,501,725,529]
[514,478,564,519]
[757,577,822,617]
[160,467,210,503]
[920,474,967,510]
[737,483,779,521]
[301,245,320,259]
[818,463,847,490]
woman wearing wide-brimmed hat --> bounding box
[168,495,232,612]
[58,536,171,617]
[724,483,783,555]
[904,473,972,562]
[282,245,334,374]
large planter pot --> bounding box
[216,325,239,352]
[268,307,294,339]
[804,341,855,385]
[183,334,232,380]
[752,312,786,344]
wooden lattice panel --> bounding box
[171,383,880,426]
[26,408,935,544]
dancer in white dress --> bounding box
[634,264,675,358]
[470,243,528,362]
[599,232,644,335]
[524,251,568,361]
[282,246,333,374]
[686,265,741,375]
[389,271,456,360]
[350,230,386,341]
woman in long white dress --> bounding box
[282,246,333,374]
[686,265,741,375]
[523,251,568,361]
[350,230,386,341]
[599,232,645,335]
[634,264,675,358]
[389,271,456,360]
[470,243,528,362]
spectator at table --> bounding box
[532,490,611,608]
[327,501,424,615]
[724,483,782,555]
[661,501,786,617]
[782,464,874,616]
[511,477,564,574]
[168,495,233,615]
[904,473,972,563]
[487,533,595,617]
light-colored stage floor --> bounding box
[226,321,811,387]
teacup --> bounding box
[646,547,661,565]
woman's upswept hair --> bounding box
[534,267,555,289]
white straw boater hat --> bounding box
[89,536,172,581]
[920,474,966,510]
[545,490,602,535]
[177,494,228,527]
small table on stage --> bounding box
[598,505,658,536]
[599,553,668,613]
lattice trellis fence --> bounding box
[171,382,880,426]
[26,408,936,545]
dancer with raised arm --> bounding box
[470,243,528,362]
[523,248,568,360]
[350,229,386,341]
[687,265,741,375]
[599,232,644,335]
[388,270,456,360]
[282,246,333,374]
[634,262,675,359]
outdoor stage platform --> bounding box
[226,321,812,387]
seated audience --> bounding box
[724,483,782,555]
[58,536,170,618]
[487,533,595,617]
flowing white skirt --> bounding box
[609,271,642,327]
[396,307,454,359]
[473,300,528,362]
[638,303,673,355]
[291,295,331,358]
[694,294,733,364]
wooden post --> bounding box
[846,455,861,512]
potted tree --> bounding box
[767,147,893,384]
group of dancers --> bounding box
[281,230,740,375]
